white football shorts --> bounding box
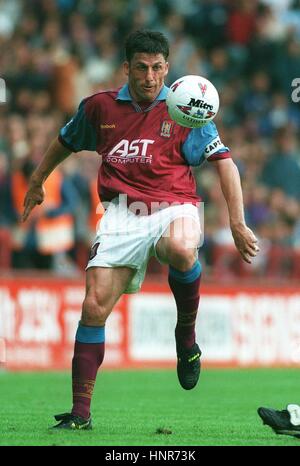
[86,197,201,293]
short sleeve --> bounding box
[182,121,230,166]
[59,99,97,153]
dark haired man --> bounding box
[22,30,259,430]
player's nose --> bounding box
[145,68,155,81]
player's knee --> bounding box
[167,240,198,272]
[81,293,109,326]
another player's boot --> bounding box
[52,412,92,430]
[177,343,201,390]
[258,405,300,438]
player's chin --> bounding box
[141,88,158,101]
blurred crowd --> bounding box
[0,0,300,280]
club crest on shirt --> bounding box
[160,120,174,138]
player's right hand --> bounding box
[22,184,45,222]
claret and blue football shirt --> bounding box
[59,84,230,210]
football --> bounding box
[166,75,219,128]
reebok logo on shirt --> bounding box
[101,124,116,129]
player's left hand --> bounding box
[231,224,259,264]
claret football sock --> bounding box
[71,323,105,420]
[168,260,201,350]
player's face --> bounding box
[124,53,169,102]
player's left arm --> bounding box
[212,158,259,264]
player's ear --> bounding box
[164,62,169,77]
[123,61,129,76]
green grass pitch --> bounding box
[0,368,299,446]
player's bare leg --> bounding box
[156,216,202,390]
[53,266,134,429]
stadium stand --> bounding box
[0,0,299,281]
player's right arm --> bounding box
[22,138,71,222]
[22,97,98,222]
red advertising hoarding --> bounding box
[1,277,300,370]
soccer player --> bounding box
[22,30,259,430]
[258,404,300,438]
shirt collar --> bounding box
[116,84,169,101]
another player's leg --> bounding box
[156,217,202,390]
[53,266,134,429]
[258,404,300,438]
